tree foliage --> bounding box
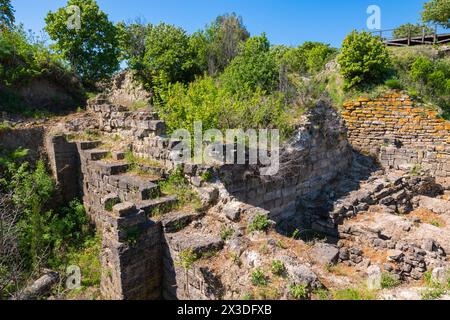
[421,0,450,28]
[201,13,250,75]
[0,0,14,31]
[142,23,200,87]
[45,0,120,86]
[337,31,391,90]
[220,34,278,94]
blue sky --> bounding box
[12,0,429,47]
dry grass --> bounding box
[408,208,446,228]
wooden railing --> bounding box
[370,25,450,46]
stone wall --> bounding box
[217,103,353,232]
[101,202,163,300]
[46,135,80,203]
[0,127,46,162]
[342,94,450,178]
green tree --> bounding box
[220,33,278,94]
[201,13,250,75]
[45,0,120,86]
[116,20,153,78]
[143,23,198,87]
[0,0,14,31]
[337,30,391,90]
[422,0,450,28]
[393,23,434,39]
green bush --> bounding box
[248,214,270,232]
[156,75,293,139]
[142,23,200,88]
[289,284,308,300]
[271,260,285,276]
[220,227,234,241]
[251,268,268,286]
[338,30,391,90]
[220,34,278,95]
[0,148,93,294]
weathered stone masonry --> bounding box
[342,94,450,178]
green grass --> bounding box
[66,234,102,291]
[158,167,201,211]
[381,273,401,289]
[130,100,149,111]
[332,287,377,300]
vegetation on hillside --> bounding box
[0,148,97,299]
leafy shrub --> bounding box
[220,34,278,95]
[271,260,285,276]
[157,75,293,139]
[142,23,200,87]
[248,214,270,232]
[338,30,391,90]
[251,268,268,286]
[289,284,308,300]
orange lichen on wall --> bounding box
[341,94,450,178]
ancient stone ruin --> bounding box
[2,83,449,300]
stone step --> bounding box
[92,161,130,175]
[84,149,110,161]
[161,211,202,233]
[135,164,166,178]
[110,174,161,201]
[78,141,102,150]
[136,196,178,217]
[166,233,224,257]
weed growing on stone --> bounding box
[251,269,268,287]
[220,226,234,241]
[271,260,285,276]
[380,273,401,289]
[178,249,199,270]
[248,214,270,233]
[288,284,308,300]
